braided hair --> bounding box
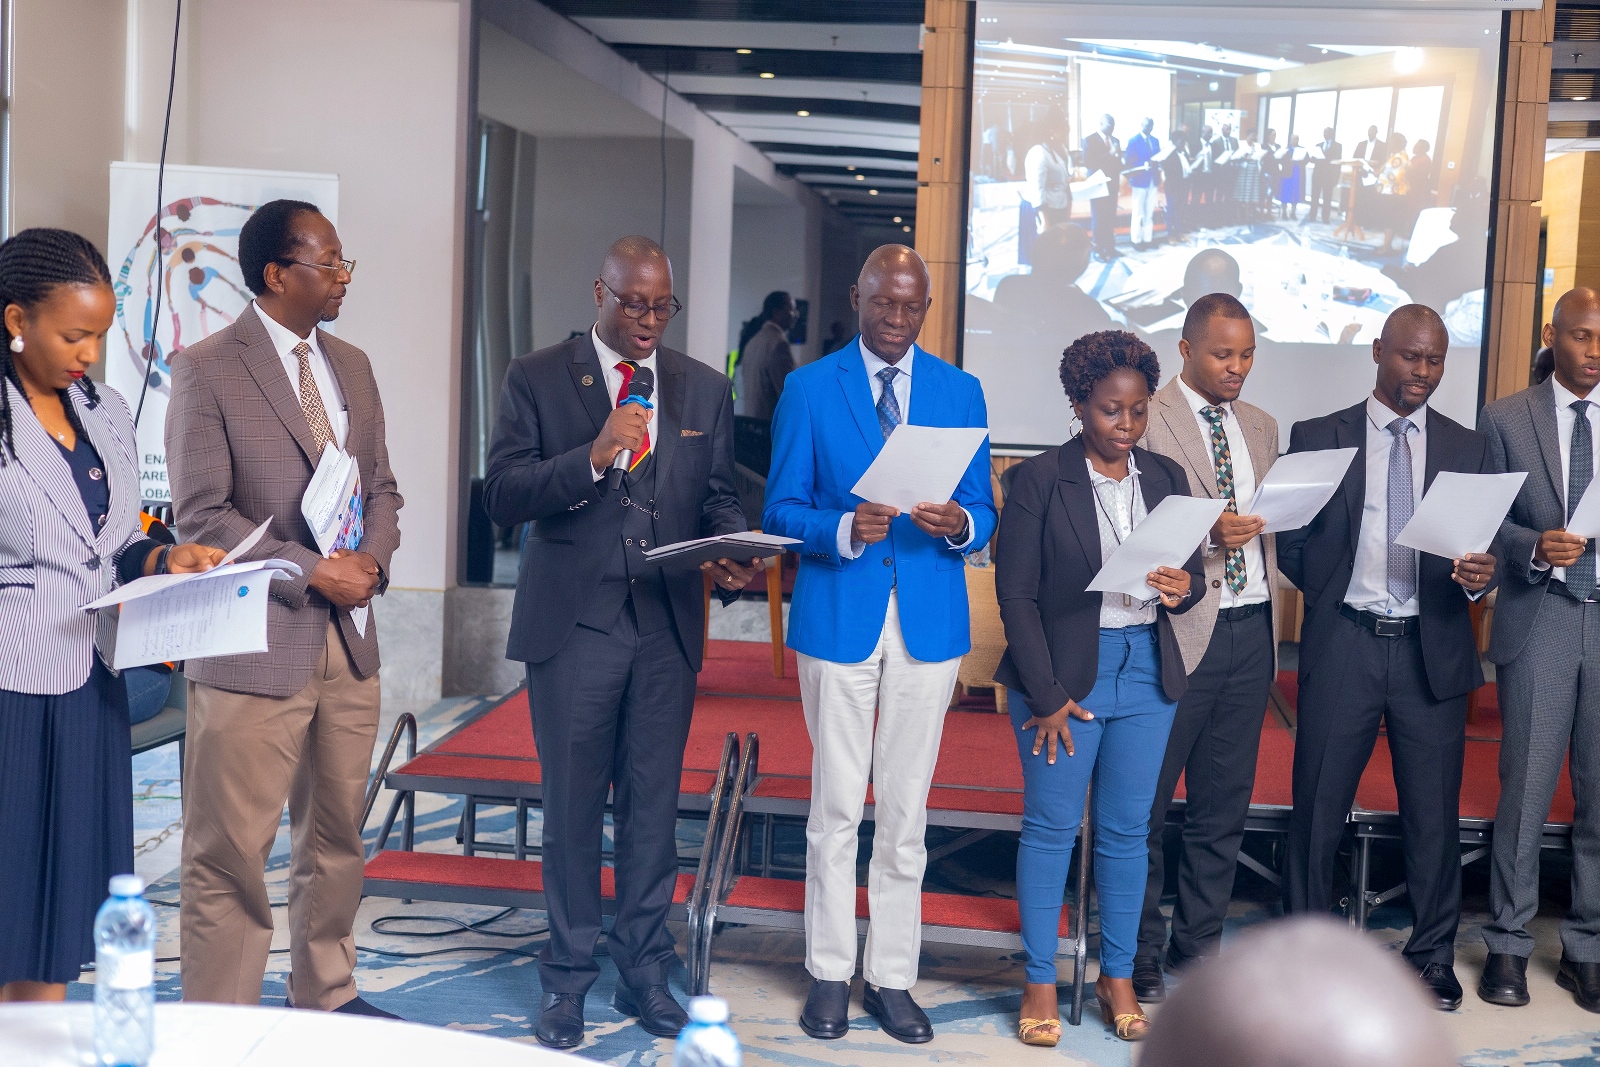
[0,228,112,463]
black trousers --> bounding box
[524,598,696,994]
[1136,610,1274,964]
[1090,195,1116,254]
[1312,174,1338,222]
[1285,614,1467,965]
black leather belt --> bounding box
[1339,603,1419,637]
[1549,578,1600,604]
[1215,602,1268,623]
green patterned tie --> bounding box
[1202,405,1247,595]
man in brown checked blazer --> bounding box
[165,201,403,1016]
[1132,293,1281,1001]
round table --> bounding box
[0,1003,571,1066]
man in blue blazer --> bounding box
[763,245,996,1043]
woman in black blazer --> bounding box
[994,331,1205,1045]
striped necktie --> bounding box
[1201,405,1247,595]
[615,360,651,471]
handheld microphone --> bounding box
[607,365,655,492]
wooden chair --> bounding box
[957,563,1008,714]
[703,547,788,678]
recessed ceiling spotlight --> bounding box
[760,72,775,79]
[736,48,752,54]
[1209,81,1219,91]
[855,174,864,180]
[893,216,903,223]
[902,225,912,232]
[846,165,856,171]
[797,110,810,116]
[869,189,879,196]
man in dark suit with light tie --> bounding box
[1278,304,1496,1011]
[1477,287,1600,1011]
[1311,127,1343,224]
[1083,114,1122,261]
[483,236,757,1048]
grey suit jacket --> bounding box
[1479,376,1577,664]
[1140,377,1280,674]
[166,304,404,699]
[0,380,143,694]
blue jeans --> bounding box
[1009,625,1177,982]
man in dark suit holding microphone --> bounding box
[484,236,756,1048]
[1278,304,1496,1011]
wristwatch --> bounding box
[155,545,173,575]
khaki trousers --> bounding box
[179,621,380,1008]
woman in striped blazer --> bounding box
[0,229,221,1002]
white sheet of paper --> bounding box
[849,425,989,514]
[1394,471,1528,558]
[1565,478,1600,539]
[1073,169,1111,201]
[1086,496,1227,600]
[110,568,287,669]
[1245,448,1359,533]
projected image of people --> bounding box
[965,3,1501,446]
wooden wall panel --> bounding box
[914,0,972,365]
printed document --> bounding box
[302,443,369,637]
[1086,496,1227,600]
[1394,471,1527,558]
[849,425,990,514]
[1246,448,1359,533]
[82,518,302,669]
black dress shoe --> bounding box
[1163,943,1202,975]
[1478,953,1530,1006]
[1558,956,1600,1013]
[1416,962,1463,1011]
[536,992,586,1049]
[1132,958,1166,1004]
[863,983,933,1044]
[613,981,689,1038]
[332,995,402,1020]
[799,978,851,1040]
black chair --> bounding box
[733,416,772,479]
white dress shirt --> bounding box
[836,343,975,557]
[590,325,659,481]
[1088,454,1157,627]
[1531,376,1600,582]
[1346,395,1428,617]
[1176,377,1269,608]
[256,301,347,449]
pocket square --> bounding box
[681,429,704,437]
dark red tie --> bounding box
[615,360,651,471]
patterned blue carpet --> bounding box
[94,695,1600,1065]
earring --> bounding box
[7,336,21,354]
[1069,414,1083,438]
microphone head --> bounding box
[628,366,655,400]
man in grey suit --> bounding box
[1477,287,1600,1011]
[1133,293,1280,1001]
[167,200,403,1015]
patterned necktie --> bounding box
[876,366,902,439]
[1568,400,1596,599]
[1201,405,1247,595]
[1386,417,1417,604]
[293,341,335,456]
[614,360,652,471]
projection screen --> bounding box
[963,2,1504,447]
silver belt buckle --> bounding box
[1373,616,1406,637]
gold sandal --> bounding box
[1088,998,1152,1036]
[1018,1018,1062,1047]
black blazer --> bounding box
[1277,401,1495,702]
[993,437,1208,717]
[483,333,746,669]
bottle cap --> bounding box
[109,874,145,898]
[687,996,728,1024]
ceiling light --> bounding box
[902,225,912,232]
[1255,71,1271,87]
[760,72,775,79]
[869,189,879,196]
[855,174,864,180]
[893,216,902,223]
[1577,96,1590,101]
[1393,47,1424,74]
[736,48,752,54]
[797,110,810,116]
[846,165,856,171]
[1209,81,1219,91]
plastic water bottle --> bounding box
[673,996,740,1067]
[94,874,155,1067]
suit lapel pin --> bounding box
[582,374,595,387]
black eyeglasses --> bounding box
[283,258,357,278]
[601,279,682,321]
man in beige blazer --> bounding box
[1132,292,1280,1002]
[166,200,403,1016]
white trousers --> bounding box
[797,591,962,988]
[1131,184,1158,244]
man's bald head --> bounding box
[1374,303,1448,415]
[594,235,675,361]
[1545,287,1600,397]
[1142,919,1455,1067]
[851,244,932,364]
[1182,248,1243,306]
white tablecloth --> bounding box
[0,1003,571,1066]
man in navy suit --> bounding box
[763,245,997,1043]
